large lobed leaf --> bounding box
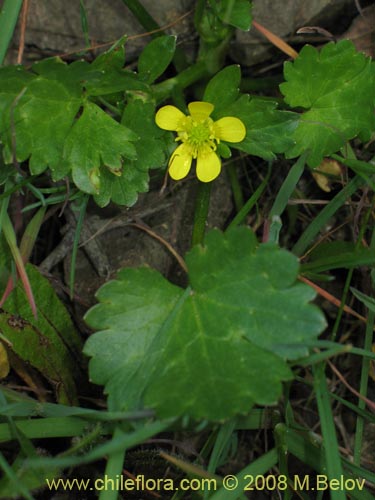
[203,65,299,160]
[0,46,165,206]
[84,228,326,421]
[220,95,299,159]
[280,40,375,166]
[64,102,138,198]
[0,65,81,175]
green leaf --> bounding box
[204,65,241,112]
[84,227,326,421]
[63,102,138,197]
[0,265,83,405]
[280,40,375,167]
[301,248,375,273]
[219,95,299,159]
[0,66,82,175]
[92,162,150,207]
[121,100,165,170]
[33,54,150,97]
[0,232,11,288]
[138,35,176,84]
[213,0,252,31]
[350,287,375,313]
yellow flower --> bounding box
[155,101,246,183]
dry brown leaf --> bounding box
[311,159,342,192]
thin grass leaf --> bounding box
[293,344,352,366]
[342,458,375,488]
[0,452,35,500]
[274,423,292,500]
[283,426,374,500]
[269,153,306,218]
[351,288,375,313]
[313,364,346,500]
[208,420,237,474]
[120,0,160,34]
[293,175,365,256]
[26,419,173,469]
[228,162,272,229]
[354,311,375,463]
[1,202,46,314]
[0,417,105,443]
[99,426,127,500]
[19,207,46,260]
[0,212,37,317]
[331,154,375,189]
[0,0,23,65]
[79,0,90,47]
[331,393,375,422]
[0,177,38,203]
[209,449,278,500]
[120,0,187,71]
[0,181,12,234]
[301,250,375,273]
[160,451,220,481]
[69,194,89,299]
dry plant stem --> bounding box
[191,181,212,247]
[66,208,110,278]
[129,221,188,273]
[298,275,368,325]
[122,469,161,499]
[252,20,298,59]
[39,202,173,272]
[327,359,375,414]
[17,0,30,64]
[53,9,193,60]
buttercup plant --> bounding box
[155,101,246,182]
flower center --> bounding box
[176,116,218,158]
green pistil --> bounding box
[189,121,211,145]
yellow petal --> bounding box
[214,117,246,142]
[188,101,214,121]
[169,144,192,180]
[196,150,221,183]
[155,105,185,131]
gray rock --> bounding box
[231,0,353,66]
[4,0,194,64]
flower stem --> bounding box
[152,61,208,104]
[227,163,243,212]
[191,181,212,247]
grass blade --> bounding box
[292,175,365,256]
[313,363,346,500]
[0,0,23,65]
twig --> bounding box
[130,221,188,273]
[327,359,375,414]
[53,9,193,60]
[17,0,30,64]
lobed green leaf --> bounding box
[218,95,299,159]
[84,227,326,421]
[63,102,138,198]
[280,40,375,166]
